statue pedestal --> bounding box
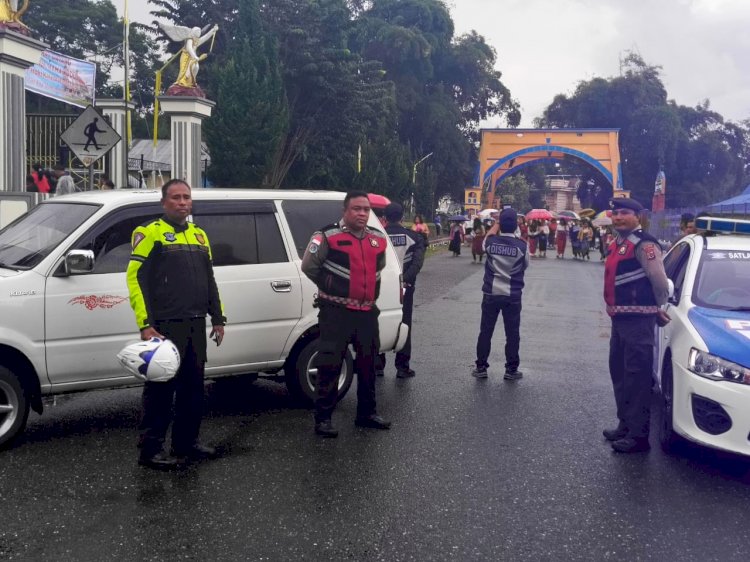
[96,99,136,189]
[158,96,215,188]
[0,28,47,191]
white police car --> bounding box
[656,216,750,457]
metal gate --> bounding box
[26,114,105,188]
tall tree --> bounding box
[538,53,750,208]
[203,0,287,187]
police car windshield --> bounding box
[0,203,98,270]
[693,250,750,310]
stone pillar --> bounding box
[0,29,47,191]
[158,96,214,188]
[96,99,135,189]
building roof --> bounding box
[128,139,210,171]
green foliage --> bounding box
[203,0,288,187]
[496,174,532,212]
[538,52,750,208]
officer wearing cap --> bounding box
[377,203,425,378]
[471,207,529,380]
[603,197,671,453]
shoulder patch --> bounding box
[132,232,146,250]
[643,243,657,260]
[195,233,206,245]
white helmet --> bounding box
[117,337,181,382]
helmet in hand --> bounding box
[117,337,181,382]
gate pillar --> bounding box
[0,29,46,191]
[158,96,214,188]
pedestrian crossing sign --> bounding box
[60,105,121,167]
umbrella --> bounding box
[592,210,612,227]
[449,215,469,221]
[367,193,391,210]
[525,209,554,221]
[579,208,596,218]
[557,210,580,221]
[478,208,499,218]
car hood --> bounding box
[688,307,750,367]
[0,267,21,278]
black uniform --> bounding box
[126,216,225,458]
[380,223,425,374]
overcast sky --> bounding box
[123,0,750,126]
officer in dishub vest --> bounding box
[301,191,391,437]
[472,207,529,380]
[603,197,671,453]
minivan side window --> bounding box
[195,207,288,266]
[282,200,346,258]
[68,206,162,274]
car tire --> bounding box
[0,366,30,450]
[659,357,680,453]
[285,338,354,406]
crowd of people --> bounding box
[444,214,616,263]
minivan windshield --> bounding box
[693,250,750,310]
[0,202,99,270]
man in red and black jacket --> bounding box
[602,197,670,453]
[302,191,390,437]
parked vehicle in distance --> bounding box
[0,189,407,448]
[656,216,750,457]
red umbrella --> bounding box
[367,193,391,210]
[525,209,553,221]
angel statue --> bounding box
[0,0,31,35]
[160,22,219,97]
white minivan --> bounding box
[0,189,407,448]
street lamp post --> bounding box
[412,152,433,216]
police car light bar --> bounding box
[695,216,750,235]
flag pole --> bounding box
[124,0,131,145]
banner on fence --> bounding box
[25,50,96,109]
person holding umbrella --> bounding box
[556,219,568,258]
[471,208,530,380]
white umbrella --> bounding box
[478,208,499,218]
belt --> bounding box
[607,305,659,316]
[318,290,375,310]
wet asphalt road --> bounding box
[2,247,750,561]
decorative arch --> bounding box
[474,129,625,207]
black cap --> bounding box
[384,202,404,222]
[609,197,644,212]
[499,208,517,233]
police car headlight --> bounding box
[688,348,750,384]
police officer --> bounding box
[301,191,391,437]
[472,208,529,380]
[126,179,226,469]
[603,197,670,453]
[377,203,425,378]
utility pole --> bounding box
[412,152,433,216]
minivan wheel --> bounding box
[285,339,354,405]
[0,366,30,450]
[659,358,680,453]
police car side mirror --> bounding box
[65,250,95,275]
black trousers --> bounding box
[138,317,207,456]
[316,303,379,422]
[475,294,522,372]
[378,284,415,371]
[609,315,656,439]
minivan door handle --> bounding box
[271,280,292,292]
